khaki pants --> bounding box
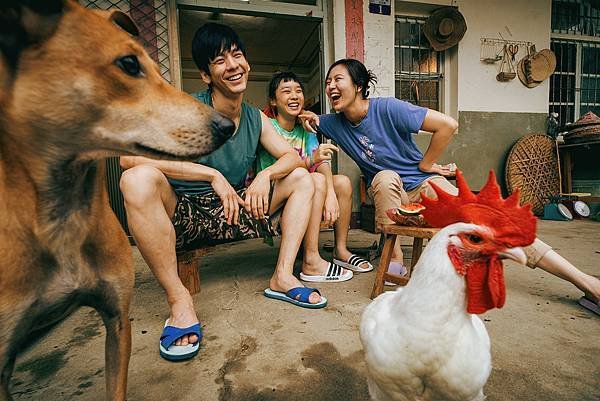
[367,170,551,268]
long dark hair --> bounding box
[326,58,377,98]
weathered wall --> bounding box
[457,0,551,113]
[449,111,547,190]
[400,0,553,190]
[450,0,552,189]
[413,111,548,191]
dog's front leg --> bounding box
[0,354,16,401]
[100,309,131,401]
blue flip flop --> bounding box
[264,287,327,309]
[159,320,202,361]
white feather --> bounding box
[360,223,492,401]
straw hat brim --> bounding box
[423,7,467,52]
[517,58,541,88]
[529,49,556,82]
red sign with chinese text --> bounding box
[345,0,364,62]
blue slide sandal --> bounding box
[159,320,203,361]
[264,287,327,309]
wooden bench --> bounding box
[176,221,330,295]
[370,224,439,299]
[177,247,214,295]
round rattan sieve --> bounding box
[505,134,560,215]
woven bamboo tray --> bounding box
[505,134,560,215]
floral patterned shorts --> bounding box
[172,188,279,253]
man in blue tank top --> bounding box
[120,23,326,362]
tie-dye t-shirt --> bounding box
[256,118,322,173]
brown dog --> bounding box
[0,1,234,400]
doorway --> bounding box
[178,8,324,113]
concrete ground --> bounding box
[9,220,600,401]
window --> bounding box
[551,0,600,36]
[550,1,600,126]
[549,40,577,125]
[394,16,442,110]
[81,0,171,83]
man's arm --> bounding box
[418,109,458,175]
[243,112,303,219]
[120,156,244,225]
[257,112,303,179]
[120,156,220,182]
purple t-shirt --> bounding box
[319,97,433,191]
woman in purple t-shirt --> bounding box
[301,58,600,314]
[303,59,459,278]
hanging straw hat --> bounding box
[517,48,556,88]
[423,7,467,51]
[529,49,556,82]
[517,57,540,88]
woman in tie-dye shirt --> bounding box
[257,71,373,283]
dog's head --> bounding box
[0,0,234,161]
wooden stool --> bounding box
[176,247,214,295]
[370,224,439,299]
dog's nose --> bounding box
[211,112,235,142]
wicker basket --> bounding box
[505,134,561,215]
[564,124,600,141]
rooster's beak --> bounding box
[497,247,527,266]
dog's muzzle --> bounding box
[211,112,235,145]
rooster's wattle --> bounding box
[360,171,536,401]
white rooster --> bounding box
[360,171,537,401]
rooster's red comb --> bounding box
[420,170,536,248]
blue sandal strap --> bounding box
[286,287,321,303]
[160,323,202,349]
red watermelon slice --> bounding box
[397,203,426,216]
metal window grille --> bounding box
[550,40,600,126]
[80,0,171,82]
[552,0,600,37]
[550,40,577,126]
[394,16,442,110]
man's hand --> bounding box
[298,110,320,133]
[211,172,244,225]
[418,161,457,177]
[312,144,339,164]
[244,170,271,219]
[322,192,340,227]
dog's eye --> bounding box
[116,55,141,77]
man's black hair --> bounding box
[326,58,377,98]
[191,23,246,74]
[268,71,305,100]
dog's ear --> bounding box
[0,0,67,69]
[109,10,139,37]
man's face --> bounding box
[201,46,250,96]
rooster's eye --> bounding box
[466,234,483,244]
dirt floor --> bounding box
[9,220,600,401]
